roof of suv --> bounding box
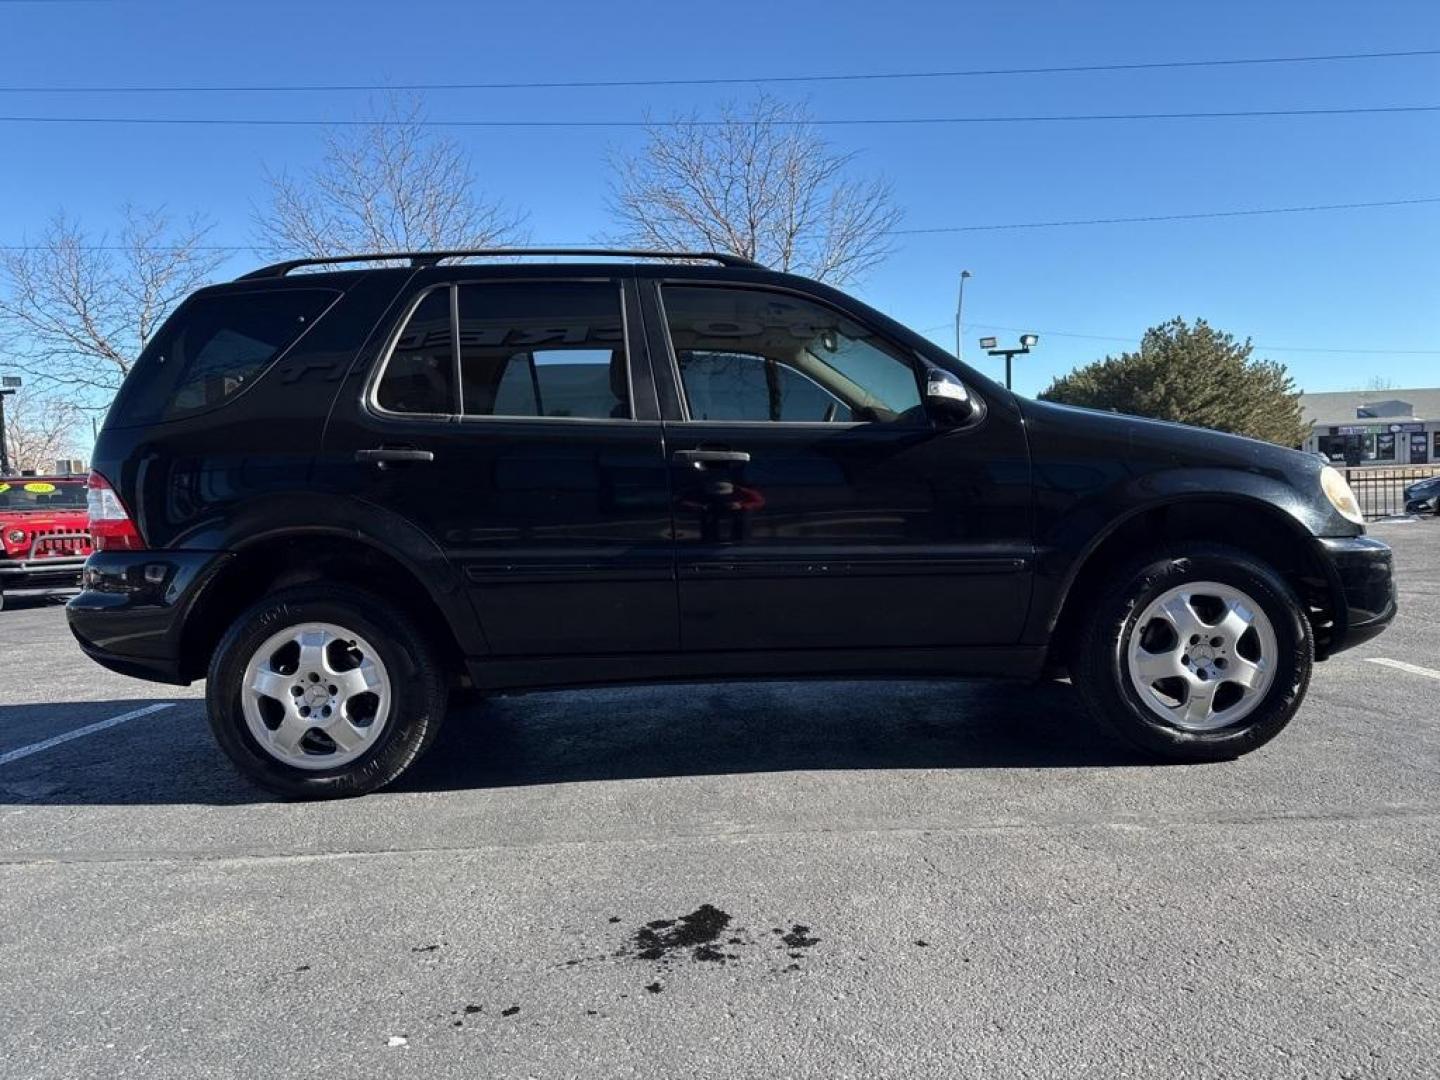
[236,248,766,280]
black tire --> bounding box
[1073,543,1313,762]
[205,584,448,798]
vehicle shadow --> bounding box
[0,680,1148,807]
[391,677,1149,795]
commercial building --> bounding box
[1301,387,1440,466]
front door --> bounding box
[1410,432,1429,464]
[641,279,1033,652]
[324,271,676,656]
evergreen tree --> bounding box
[1038,318,1308,447]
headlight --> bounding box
[5,528,25,544]
[1320,466,1365,525]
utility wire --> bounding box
[926,322,1440,356]
[892,196,1440,233]
[2,194,1437,251]
[3,104,1440,128]
[0,47,1435,93]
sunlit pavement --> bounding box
[1,521,1436,1079]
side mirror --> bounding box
[925,368,976,424]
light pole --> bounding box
[0,375,20,477]
[955,269,972,362]
[978,334,1039,391]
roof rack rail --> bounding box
[236,248,766,280]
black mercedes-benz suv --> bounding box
[68,249,1397,797]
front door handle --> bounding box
[673,449,751,466]
[355,447,435,467]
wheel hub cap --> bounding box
[239,621,392,770]
[1126,581,1278,732]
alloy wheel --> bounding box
[239,622,392,769]
[1126,582,1278,732]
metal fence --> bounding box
[1344,465,1440,519]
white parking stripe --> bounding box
[1365,658,1440,682]
[0,703,176,767]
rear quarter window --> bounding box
[109,288,338,425]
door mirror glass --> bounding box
[925,368,976,423]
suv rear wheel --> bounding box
[205,584,447,798]
[1073,544,1313,761]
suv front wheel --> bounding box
[1074,544,1314,761]
[206,585,447,798]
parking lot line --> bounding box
[1364,657,1440,682]
[0,702,176,767]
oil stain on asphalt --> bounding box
[631,904,736,963]
[442,905,824,1028]
[563,904,823,993]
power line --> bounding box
[2,193,1437,252]
[892,196,1440,233]
[0,48,1435,94]
[2,104,1440,129]
[928,322,1440,356]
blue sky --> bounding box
[1,0,1437,396]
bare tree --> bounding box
[608,94,900,284]
[256,95,526,257]
[0,206,224,404]
[2,391,84,472]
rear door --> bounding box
[642,278,1033,652]
[323,271,677,656]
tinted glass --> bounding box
[662,286,921,423]
[113,288,336,424]
[457,282,628,419]
[377,289,456,415]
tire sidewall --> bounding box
[206,587,442,798]
[1086,546,1313,759]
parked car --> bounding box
[67,249,1397,797]
[1403,475,1440,515]
[0,475,92,610]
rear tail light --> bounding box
[86,472,145,551]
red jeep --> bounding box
[0,476,92,610]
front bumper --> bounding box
[1315,535,1396,656]
[66,550,234,685]
[0,555,86,588]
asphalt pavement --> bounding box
[1,521,1437,1079]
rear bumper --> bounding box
[66,550,234,685]
[1315,536,1396,656]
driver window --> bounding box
[662,286,922,423]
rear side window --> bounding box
[375,289,456,415]
[113,289,336,424]
[374,282,630,420]
[457,282,628,420]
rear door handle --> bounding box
[355,448,434,466]
[672,449,751,466]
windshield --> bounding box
[0,480,87,511]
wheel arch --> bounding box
[1042,494,1336,671]
[177,527,478,683]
